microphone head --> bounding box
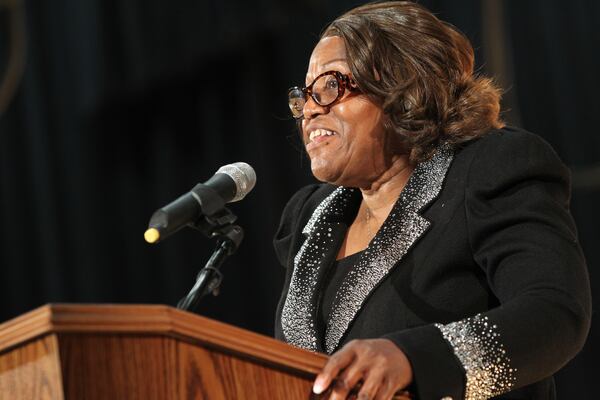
[216,162,256,202]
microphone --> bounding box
[144,162,256,244]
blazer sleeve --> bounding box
[385,131,592,399]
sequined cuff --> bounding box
[435,315,517,400]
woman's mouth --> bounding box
[306,128,338,151]
[309,128,336,142]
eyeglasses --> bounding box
[287,71,357,119]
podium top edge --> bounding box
[0,303,327,374]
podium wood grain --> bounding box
[0,334,63,400]
[0,304,327,399]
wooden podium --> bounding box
[0,304,328,399]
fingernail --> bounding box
[313,378,324,394]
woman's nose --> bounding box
[303,96,328,120]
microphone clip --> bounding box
[189,206,238,240]
[177,217,244,313]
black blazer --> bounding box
[273,127,591,400]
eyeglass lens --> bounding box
[288,74,341,118]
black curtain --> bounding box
[1,0,598,397]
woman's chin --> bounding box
[311,162,359,187]
[310,162,339,185]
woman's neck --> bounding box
[336,155,413,259]
[359,155,413,225]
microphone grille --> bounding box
[216,162,257,202]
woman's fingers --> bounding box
[373,376,400,400]
[313,346,356,394]
[329,361,367,400]
[313,339,413,399]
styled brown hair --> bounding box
[322,1,503,163]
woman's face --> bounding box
[302,36,389,188]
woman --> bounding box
[274,2,591,399]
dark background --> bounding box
[0,0,598,397]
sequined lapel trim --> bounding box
[325,145,454,353]
[281,186,357,351]
[435,314,517,399]
[282,145,453,353]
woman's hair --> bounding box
[322,1,503,163]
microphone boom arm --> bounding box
[176,223,244,312]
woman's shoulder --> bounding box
[280,183,337,222]
[460,125,561,159]
[273,183,337,266]
[455,125,570,187]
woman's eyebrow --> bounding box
[306,58,348,83]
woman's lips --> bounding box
[306,133,338,152]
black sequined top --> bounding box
[320,250,364,330]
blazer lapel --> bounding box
[325,144,454,353]
[281,144,454,353]
[281,186,360,351]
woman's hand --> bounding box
[313,338,413,399]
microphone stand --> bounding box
[176,208,244,313]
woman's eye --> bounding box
[326,78,339,89]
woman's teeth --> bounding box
[309,129,336,141]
